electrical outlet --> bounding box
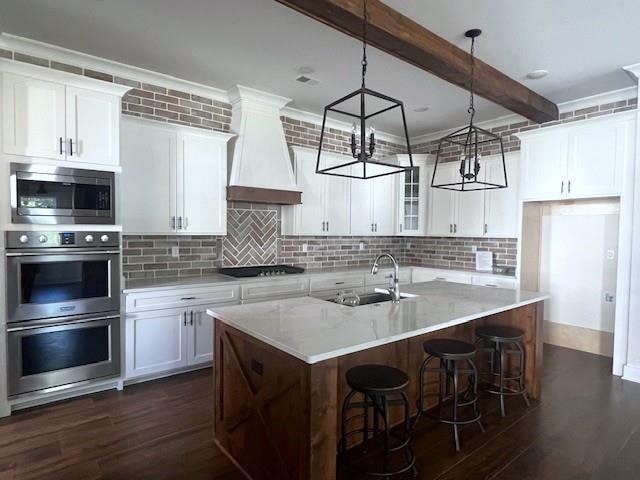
[302,243,308,253]
[604,293,615,303]
[359,242,365,251]
[471,246,477,253]
[171,246,179,258]
[606,249,616,260]
[406,242,411,250]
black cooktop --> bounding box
[218,265,305,278]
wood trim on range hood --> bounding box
[227,186,302,205]
[275,0,559,124]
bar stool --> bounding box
[339,364,416,478]
[417,338,484,452]
[475,325,531,417]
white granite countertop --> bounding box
[207,281,548,364]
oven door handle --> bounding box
[7,314,120,332]
[6,250,121,257]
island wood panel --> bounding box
[213,301,543,480]
[214,320,338,480]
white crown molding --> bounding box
[0,33,229,102]
[0,58,130,97]
[281,106,406,145]
[228,85,291,109]
[411,86,638,144]
[623,62,640,79]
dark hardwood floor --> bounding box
[1,345,639,479]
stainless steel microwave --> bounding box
[10,163,115,225]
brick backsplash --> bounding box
[279,236,406,270]
[122,235,223,280]
[402,237,518,271]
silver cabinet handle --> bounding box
[180,296,196,301]
[454,224,457,233]
[171,216,176,230]
[190,311,194,326]
[374,223,378,232]
[322,221,325,232]
[371,223,374,232]
[561,181,564,194]
[568,180,571,194]
[326,221,329,232]
[399,223,403,233]
[484,223,488,235]
[177,216,183,230]
[449,224,453,233]
[68,138,74,156]
[183,312,187,326]
[59,137,64,155]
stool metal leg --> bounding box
[468,357,485,433]
[515,341,531,408]
[498,342,506,417]
[452,361,461,452]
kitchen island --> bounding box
[207,281,548,480]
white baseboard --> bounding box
[622,364,640,383]
[544,321,614,357]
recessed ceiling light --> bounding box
[413,106,430,113]
[296,66,315,75]
[526,70,549,80]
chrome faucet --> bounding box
[371,253,401,303]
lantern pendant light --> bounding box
[316,0,413,180]
[431,29,508,191]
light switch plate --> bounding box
[359,242,365,251]
[302,243,308,253]
[171,246,179,258]
[606,249,616,260]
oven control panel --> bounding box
[5,231,120,249]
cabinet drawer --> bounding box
[413,268,471,284]
[240,278,310,301]
[309,273,364,292]
[364,268,412,286]
[125,285,240,313]
[471,275,517,290]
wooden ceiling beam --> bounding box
[275,0,559,123]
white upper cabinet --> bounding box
[427,163,457,235]
[120,118,233,235]
[2,73,66,160]
[394,154,429,236]
[282,146,350,235]
[484,153,520,237]
[519,115,634,200]
[370,174,396,235]
[179,130,228,234]
[455,181,485,237]
[1,70,126,167]
[65,86,119,166]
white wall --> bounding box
[539,200,619,333]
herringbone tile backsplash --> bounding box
[223,205,278,266]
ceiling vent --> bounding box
[295,75,320,86]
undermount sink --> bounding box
[326,290,417,307]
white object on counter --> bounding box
[476,251,493,272]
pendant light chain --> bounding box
[468,35,476,123]
[361,0,368,88]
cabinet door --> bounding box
[350,177,374,235]
[520,130,568,200]
[397,160,427,235]
[125,308,187,378]
[2,73,66,160]
[65,86,119,166]
[567,120,628,197]
[371,174,396,235]
[120,119,177,234]
[427,164,456,236]
[323,154,351,235]
[179,131,227,234]
[484,153,520,237]
[294,150,325,235]
[455,181,485,237]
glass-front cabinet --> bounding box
[393,154,430,236]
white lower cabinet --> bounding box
[125,301,237,379]
[412,267,516,289]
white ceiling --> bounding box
[1,0,639,136]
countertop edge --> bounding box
[207,293,549,365]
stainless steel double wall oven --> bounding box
[5,224,121,394]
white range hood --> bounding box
[227,85,302,204]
